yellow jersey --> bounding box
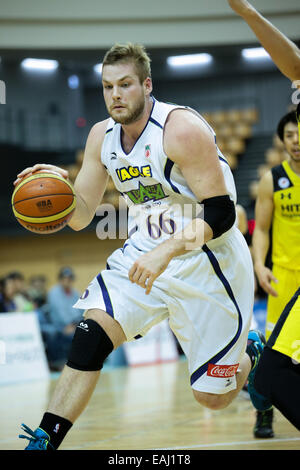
[271,160,300,270]
[268,287,300,360]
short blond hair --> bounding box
[102,43,151,83]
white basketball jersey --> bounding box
[101,97,237,252]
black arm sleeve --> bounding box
[201,195,236,239]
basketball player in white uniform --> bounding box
[17,44,270,450]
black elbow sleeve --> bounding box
[201,195,236,239]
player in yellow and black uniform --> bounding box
[254,287,300,430]
[266,151,300,337]
[252,110,300,437]
[253,110,300,340]
[227,0,300,441]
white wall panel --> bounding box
[0,0,299,48]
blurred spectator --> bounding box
[27,275,48,309]
[257,164,269,180]
[0,276,17,313]
[41,267,82,370]
[7,271,34,312]
[236,204,248,236]
[47,267,82,332]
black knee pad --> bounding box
[66,319,114,371]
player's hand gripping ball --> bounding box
[11,171,76,234]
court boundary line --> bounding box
[153,436,300,450]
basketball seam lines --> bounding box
[13,199,76,222]
[13,193,74,206]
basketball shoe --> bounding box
[246,330,274,438]
[19,424,55,450]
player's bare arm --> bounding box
[14,120,109,232]
[163,109,229,246]
[228,0,300,82]
[252,170,278,297]
[68,120,109,231]
[129,109,233,294]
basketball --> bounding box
[11,171,76,234]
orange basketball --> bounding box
[11,171,76,234]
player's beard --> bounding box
[109,94,146,125]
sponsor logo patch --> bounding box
[278,177,290,189]
[207,363,239,378]
[145,144,151,158]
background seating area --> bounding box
[247,127,289,204]
[63,107,259,208]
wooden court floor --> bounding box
[1,359,299,451]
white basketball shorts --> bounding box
[74,227,254,394]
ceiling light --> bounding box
[94,63,103,74]
[21,58,59,71]
[167,53,213,67]
[242,47,271,59]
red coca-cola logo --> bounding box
[207,363,239,378]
